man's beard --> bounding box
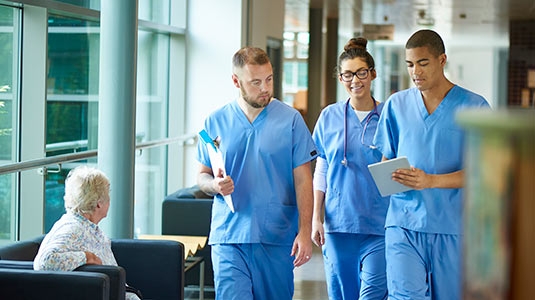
[241,87,272,109]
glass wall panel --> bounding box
[139,0,170,24]
[134,29,170,234]
[0,5,20,240]
[45,14,100,231]
[134,146,167,235]
[1,0,185,239]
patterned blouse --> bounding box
[34,211,140,300]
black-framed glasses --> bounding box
[340,68,373,82]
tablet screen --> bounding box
[367,156,412,197]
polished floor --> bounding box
[184,246,329,300]
[293,246,329,300]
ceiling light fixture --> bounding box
[417,9,435,26]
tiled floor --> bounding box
[185,246,328,300]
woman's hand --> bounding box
[84,251,102,265]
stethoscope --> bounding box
[341,98,379,166]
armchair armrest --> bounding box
[0,268,110,300]
[0,260,125,300]
[0,260,34,269]
[112,239,184,300]
[76,265,126,300]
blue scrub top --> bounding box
[312,100,389,236]
[197,99,318,246]
[373,85,490,234]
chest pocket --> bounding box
[437,128,463,170]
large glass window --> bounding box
[134,29,170,234]
[283,31,309,116]
[0,5,20,240]
[45,14,100,231]
[0,0,186,240]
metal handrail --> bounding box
[0,134,197,176]
[46,140,89,152]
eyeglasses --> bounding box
[340,68,373,82]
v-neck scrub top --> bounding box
[197,99,318,246]
[373,85,490,235]
[312,100,388,235]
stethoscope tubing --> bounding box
[342,98,379,166]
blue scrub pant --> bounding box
[385,226,461,300]
[211,243,294,300]
[323,233,387,300]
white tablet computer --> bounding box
[368,156,412,197]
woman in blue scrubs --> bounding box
[311,37,388,299]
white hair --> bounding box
[63,166,110,214]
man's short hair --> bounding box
[405,29,445,57]
[232,47,271,71]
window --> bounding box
[282,31,309,106]
[134,29,171,234]
[138,0,170,24]
[0,0,186,240]
[45,14,100,231]
[0,5,20,239]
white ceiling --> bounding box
[285,0,535,46]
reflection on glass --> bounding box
[0,5,19,240]
[46,14,99,154]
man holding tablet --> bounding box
[372,29,490,300]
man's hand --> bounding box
[392,166,433,190]
[198,164,234,196]
[392,167,464,190]
[291,232,313,267]
[213,168,234,196]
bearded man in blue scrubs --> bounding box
[196,46,318,300]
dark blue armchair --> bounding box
[0,236,185,300]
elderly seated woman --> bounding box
[33,166,142,300]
